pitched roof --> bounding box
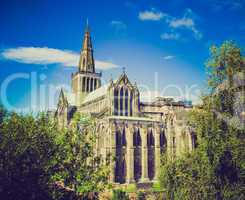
[82,83,109,104]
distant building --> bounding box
[55,23,196,184]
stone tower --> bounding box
[72,22,102,105]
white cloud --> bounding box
[138,10,165,21]
[170,18,194,28]
[169,17,202,40]
[168,9,202,40]
[163,55,175,60]
[1,47,119,70]
[160,33,180,40]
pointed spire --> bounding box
[58,88,68,106]
[78,20,95,73]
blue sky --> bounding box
[0,0,244,112]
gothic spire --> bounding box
[58,88,68,107]
[78,21,95,73]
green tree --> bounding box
[112,189,129,200]
[160,41,245,200]
[52,113,110,199]
[0,111,59,200]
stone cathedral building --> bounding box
[55,24,197,184]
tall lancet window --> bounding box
[120,87,124,116]
[160,130,167,154]
[86,78,89,92]
[133,128,141,182]
[94,79,97,90]
[82,77,86,92]
[90,78,94,92]
[130,91,133,116]
[114,89,118,116]
[147,129,155,180]
[125,89,128,116]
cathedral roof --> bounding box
[82,83,109,104]
[81,71,138,105]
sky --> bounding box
[0,0,244,112]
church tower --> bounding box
[72,22,102,105]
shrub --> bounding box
[112,189,129,200]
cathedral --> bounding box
[55,24,197,185]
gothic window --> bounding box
[147,129,155,180]
[130,91,133,116]
[120,87,124,116]
[133,129,141,146]
[125,89,128,116]
[114,89,118,115]
[86,77,89,92]
[160,130,167,154]
[90,78,93,92]
[94,79,97,89]
[147,130,155,146]
[116,130,122,147]
[82,77,86,92]
[115,129,126,183]
[133,128,141,182]
[122,128,126,146]
[83,58,85,68]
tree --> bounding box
[0,109,110,200]
[52,113,110,199]
[159,41,245,200]
[0,111,59,200]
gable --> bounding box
[114,73,134,89]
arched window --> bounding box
[122,128,127,146]
[125,89,128,116]
[160,130,167,154]
[86,78,89,92]
[133,129,141,146]
[147,129,155,180]
[133,128,141,181]
[147,129,155,146]
[120,87,124,116]
[82,77,86,92]
[94,79,97,90]
[130,91,133,116]
[90,78,94,92]
[115,129,126,183]
[83,58,86,68]
[114,89,118,115]
[116,130,121,147]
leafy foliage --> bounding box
[0,110,109,200]
[0,112,59,200]
[52,113,110,198]
[112,189,129,200]
[160,41,245,200]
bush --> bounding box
[112,189,129,200]
[137,190,146,200]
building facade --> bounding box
[56,24,196,184]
